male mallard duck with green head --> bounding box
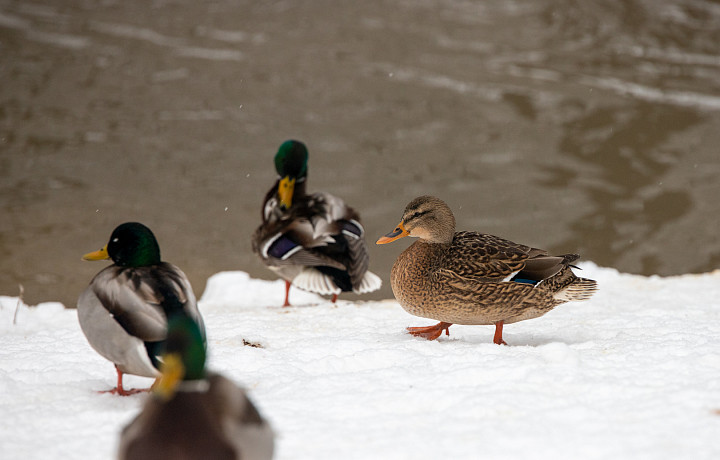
[252,140,381,306]
[118,308,274,460]
[377,196,597,344]
[77,222,206,395]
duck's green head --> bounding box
[82,222,161,267]
[155,313,207,400]
[274,140,308,210]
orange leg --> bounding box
[493,320,508,345]
[331,293,338,303]
[98,365,149,396]
[407,322,453,340]
[282,280,291,307]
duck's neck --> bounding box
[293,177,307,198]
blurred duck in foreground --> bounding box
[252,140,381,306]
[118,309,274,460]
[78,222,206,395]
[377,196,597,344]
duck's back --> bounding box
[118,390,236,460]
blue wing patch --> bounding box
[267,235,301,260]
[341,220,364,239]
[511,277,540,285]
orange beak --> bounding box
[376,222,409,244]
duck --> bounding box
[376,196,597,344]
[252,140,382,306]
[117,306,274,460]
[78,222,206,395]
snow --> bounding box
[1,263,719,459]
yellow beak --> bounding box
[376,222,409,244]
[278,176,296,209]
[154,353,185,400]
[82,245,110,261]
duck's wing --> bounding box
[436,232,576,291]
[433,232,542,285]
[161,263,206,341]
[254,192,362,271]
[437,232,532,279]
[254,190,380,293]
[91,264,198,342]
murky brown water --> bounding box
[2,0,720,307]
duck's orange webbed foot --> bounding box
[98,365,151,396]
[99,387,149,396]
[407,322,453,340]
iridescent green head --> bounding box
[82,222,161,267]
[274,140,308,179]
[155,313,207,399]
[166,313,206,380]
[274,140,309,209]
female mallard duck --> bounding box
[252,140,381,306]
[118,309,274,460]
[78,222,206,395]
[377,196,597,344]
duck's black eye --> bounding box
[409,210,427,221]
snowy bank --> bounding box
[1,264,719,459]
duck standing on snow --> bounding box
[118,308,274,460]
[252,140,381,306]
[377,196,597,344]
[78,222,206,395]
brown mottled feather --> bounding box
[384,196,597,327]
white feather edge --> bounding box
[292,269,342,295]
[553,279,598,302]
[353,271,382,294]
[260,232,282,259]
[501,269,522,283]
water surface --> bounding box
[2,0,719,307]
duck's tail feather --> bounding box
[292,268,342,295]
[553,277,598,302]
[352,270,382,294]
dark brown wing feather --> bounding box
[439,231,539,281]
[253,188,370,288]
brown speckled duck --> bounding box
[376,196,597,344]
[252,140,381,306]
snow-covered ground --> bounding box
[1,263,719,459]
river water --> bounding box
[2,0,720,307]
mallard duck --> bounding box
[118,308,274,460]
[252,140,381,306]
[377,196,597,344]
[77,222,206,395]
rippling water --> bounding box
[2,0,720,307]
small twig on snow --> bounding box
[13,284,24,325]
